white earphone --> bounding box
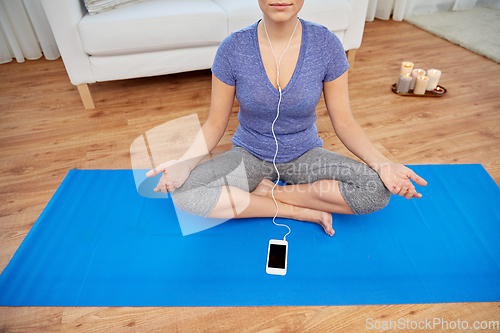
[263,17,300,241]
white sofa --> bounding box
[41,0,369,109]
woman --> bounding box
[147,0,427,236]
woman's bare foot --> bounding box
[253,179,335,236]
[291,205,335,236]
[318,211,335,236]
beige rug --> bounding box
[406,7,500,63]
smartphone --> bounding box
[266,239,288,275]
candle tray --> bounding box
[391,84,446,97]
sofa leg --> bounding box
[77,84,95,109]
[346,49,356,69]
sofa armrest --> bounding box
[343,0,369,50]
[41,0,95,86]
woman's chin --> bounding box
[263,12,298,23]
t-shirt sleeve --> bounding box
[211,34,236,86]
[323,30,350,82]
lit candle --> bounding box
[410,69,426,90]
[414,76,429,95]
[426,69,441,91]
[433,87,445,95]
[400,62,414,76]
[397,73,412,94]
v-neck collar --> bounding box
[254,18,306,94]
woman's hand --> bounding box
[377,162,427,199]
[146,160,191,193]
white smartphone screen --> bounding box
[268,243,287,269]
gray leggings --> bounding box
[171,146,391,217]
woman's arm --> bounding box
[177,74,236,170]
[146,74,235,192]
[323,71,427,199]
[323,72,389,170]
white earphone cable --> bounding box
[263,17,299,241]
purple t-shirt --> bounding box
[211,18,349,163]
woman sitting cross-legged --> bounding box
[147,0,427,236]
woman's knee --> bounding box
[369,182,391,213]
[340,177,391,215]
[361,178,391,214]
[170,186,222,218]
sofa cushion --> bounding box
[78,0,228,56]
[212,0,351,33]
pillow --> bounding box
[83,0,149,15]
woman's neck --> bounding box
[260,15,300,44]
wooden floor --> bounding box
[1,18,499,332]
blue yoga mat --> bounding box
[0,164,499,306]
